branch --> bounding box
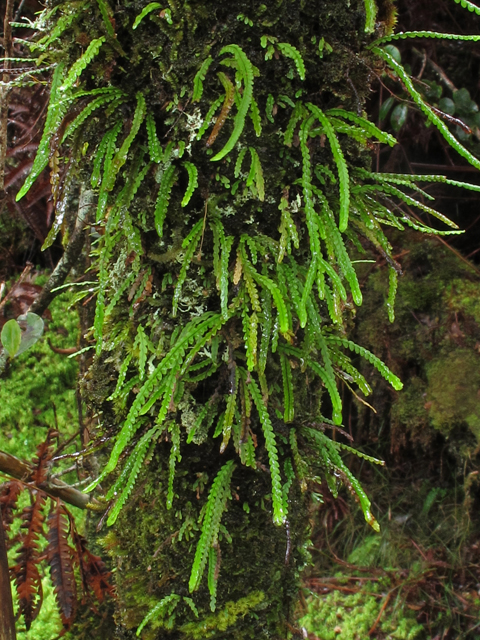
[0,449,91,510]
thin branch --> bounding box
[0,449,91,510]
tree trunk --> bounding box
[17,0,398,637]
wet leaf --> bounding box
[1,319,22,357]
[379,96,395,121]
[390,103,408,132]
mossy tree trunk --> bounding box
[17,0,399,638]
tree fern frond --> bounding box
[326,336,403,390]
[374,46,480,171]
[189,460,235,592]
[277,42,306,80]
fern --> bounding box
[307,104,350,232]
[95,0,116,39]
[154,164,177,237]
[60,37,105,93]
[136,594,182,636]
[326,108,397,147]
[172,219,204,315]
[363,0,377,33]
[249,96,262,136]
[61,91,123,142]
[167,422,181,509]
[96,122,122,221]
[280,352,294,423]
[248,375,285,525]
[452,0,480,14]
[133,2,161,29]
[374,46,480,171]
[246,148,265,201]
[211,45,254,161]
[197,96,223,140]
[146,113,163,163]
[189,460,235,593]
[277,42,306,80]
[193,56,214,102]
[16,63,66,201]
[326,336,403,390]
[372,30,480,47]
[181,161,199,206]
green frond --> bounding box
[172,219,204,316]
[277,42,306,80]
[327,336,403,390]
[284,101,306,147]
[189,460,235,593]
[154,164,177,237]
[372,29,480,47]
[197,96,223,140]
[134,325,149,380]
[167,422,182,508]
[280,352,294,423]
[278,196,299,262]
[211,45,254,161]
[91,130,111,188]
[258,291,272,374]
[335,441,385,466]
[249,96,262,136]
[374,46,480,171]
[252,271,289,336]
[245,311,258,371]
[208,546,218,611]
[95,0,117,39]
[266,93,275,123]
[298,257,317,328]
[16,63,66,202]
[60,36,105,93]
[107,426,161,526]
[63,91,123,142]
[386,266,398,323]
[248,375,285,525]
[181,161,199,206]
[193,56,214,102]
[96,122,122,221]
[299,115,321,257]
[246,148,265,201]
[307,103,350,232]
[308,359,343,426]
[146,113,163,163]
[326,108,397,146]
[105,91,147,190]
[330,351,372,396]
[363,0,377,33]
[136,594,182,636]
[133,2,161,29]
[452,0,480,14]
[289,428,307,489]
[108,353,133,401]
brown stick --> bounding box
[0,450,91,510]
[0,505,16,640]
[0,0,15,191]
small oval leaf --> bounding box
[1,319,22,357]
[16,312,45,356]
[390,103,408,132]
[379,95,395,121]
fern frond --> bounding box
[146,113,163,163]
[133,2,161,29]
[330,350,372,396]
[91,131,111,188]
[284,101,306,147]
[136,594,181,636]
[246,148,265,201]
[452,0,480,14]
[299,115,321,258]
[62,91,123,142]
[248,375,285,525]
[95,0,117,40]
[364,0,377,33]
[96,122,122,221]
[105,92,147,190]
[298,257,317,328]
[386,266,398,323]
[249,97,262,136]
[189,460,235,592]
[167,422,181,509]
[60,37,105,93]
[108,353,133,401]
[181,162,199,206]
[16,63,66,201]
[277,42,306,80]
[326,336,403,390]
[193,56,214,102]
[107,426,160,526]
[211,45,254,161]
[308,359,343,425]
[374,46,480,171]
[154,164,177,237]
[307,103,350,232]
[280,352,294,423]
[372,29,480,47]
[326,108,397,146]
[258,291,272,374]
[220,367,238,452]
[172,219,204,315]
[197,96,223,140]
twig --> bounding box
[0,504,16,640]
[0,0,14,191]
[0,261,33,314]
[368,591,392,636]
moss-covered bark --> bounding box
[20,0,399,637]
